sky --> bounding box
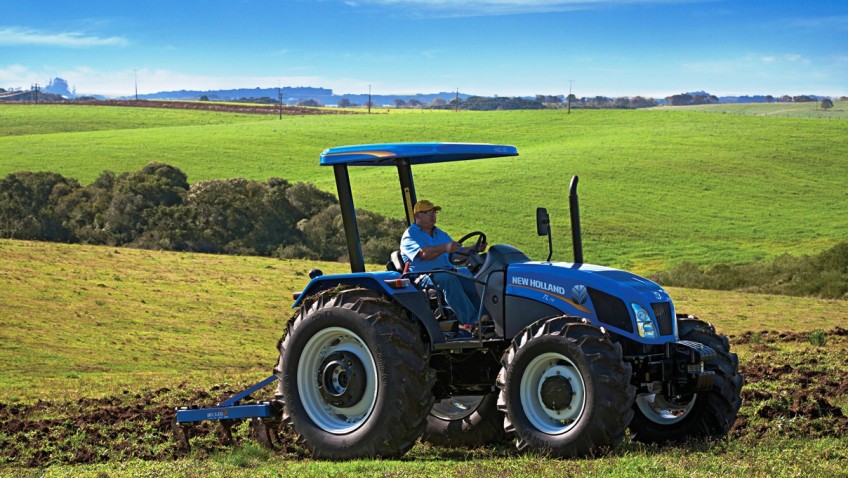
[1,0,846,98]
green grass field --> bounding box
[2,102,846,476]
[2,103,847,273]
[1,239,846,476]
[658,101,848,119]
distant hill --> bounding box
[137,86,467,106]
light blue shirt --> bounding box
[400,223,454,273]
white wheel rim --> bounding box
[519,352,586,435]
[297,326,378,434]
[635,393,697,425]
[430,396,485,421]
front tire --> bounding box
[422,394,505,447]
[497,317,635,457]
[629,317,744,443]
[276,287,435,459]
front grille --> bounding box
[651,302,674,336]
[587,288,632,333]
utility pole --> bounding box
[278,83,283,120]
[134,69,139,101]
[454,89,460,112]
[368,85,372,114]
[568,80,573,115]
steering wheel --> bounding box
[450,231,487,266]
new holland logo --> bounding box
[571,285,588,305]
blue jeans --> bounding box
[418,269,481,326]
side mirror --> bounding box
[536,208,550,236]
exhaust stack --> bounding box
[569,176,584,264]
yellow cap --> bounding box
[413,200,441,214]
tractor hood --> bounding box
[504,261,677,343]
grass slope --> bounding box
[1,240,847,476]
[1,104,846,273]
[2,238,846,403]
[0,239,346,403]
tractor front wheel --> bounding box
[276,288,435,459]
[497,317,635,457]
[629,317,744,443]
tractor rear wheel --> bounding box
[629,317,743,443]
[421,394,505,447]
[276,287,435,459]
[497,317,635,457]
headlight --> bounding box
[631,303,656,338]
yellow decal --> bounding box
[510,284,591,314]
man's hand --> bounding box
[458,241,487,254]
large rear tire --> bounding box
[275,287,435,459]
[421,394,505,447]
[629,317,743,443]
[497,317,635,457]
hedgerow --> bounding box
[0,163,404,263]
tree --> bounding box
[338,98,352,108]
[407,99,422,107]
[430,97,447,108]
[104,163,189,245]
[667,94,694,106]
[393,99,406,108]
[54,171,116,244]
[629,96,658,109]
[296,99,320,107]
[0,171,79,240]
[821,98,834,111]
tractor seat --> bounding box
[387,250,406,273]
[386,250,456,327]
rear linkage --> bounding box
[172,375,283,450]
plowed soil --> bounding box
[2,328,846,466]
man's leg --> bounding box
[457,268,485,319]
[429,272,478,326]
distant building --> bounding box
[42,77,75,98]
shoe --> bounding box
[454,328,473,339]
[459,319,495,339]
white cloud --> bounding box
[0,27,128,47]
[0,64,36,87]
[786,15,848,30]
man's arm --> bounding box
[417,241,459,260]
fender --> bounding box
[293,271,445,344]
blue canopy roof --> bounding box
[319,142,518,166]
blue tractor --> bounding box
[177,142,743,459]
[274,142,743,459]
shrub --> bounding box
[653,242,848,299]
[0,163,433,266]
[809,329,827,347]
[0,171,80,241]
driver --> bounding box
[400,199,486,330]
